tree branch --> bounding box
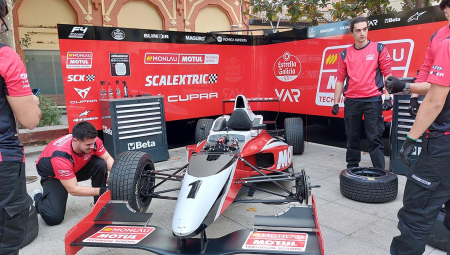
[404,0,415,9]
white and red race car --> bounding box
[65,95,324,255]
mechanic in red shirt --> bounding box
[386,1,450,254]
[0,1,42,253]
[33,122,114,225]
[332,16,392,169]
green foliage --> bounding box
[37,94,62,127]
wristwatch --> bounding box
[403,83,411,95]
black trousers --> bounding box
[344,99,385,169]
[35,156,107,226]
[391,135,450,255]
[0,162,32,255]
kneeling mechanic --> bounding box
[33,121,114,225]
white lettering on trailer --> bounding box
[393,48,404,62]
[145,74,215,86]
[168,93,218,102]
[274,89,300,102]
[326,76,337,90]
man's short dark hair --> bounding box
[0,0,8,17]
[440,0,450,10]
[72,122,98,141]
[350,16,369,33]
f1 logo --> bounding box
[71,27,87,33]
[74,87,91,99]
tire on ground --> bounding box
[109,151,155,212]
[21,205,39,248]
[340,167,398,203]
[427,208,449,250]
[284,117,305,155]
[195,118,214,144]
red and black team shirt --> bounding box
[421,26,450,133]
[0,44,32,162]
[36,134,106,180]
[336,41,392,100]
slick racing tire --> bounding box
[284,117,305,155]
[109,151,155,213]
[195,118,214,144]
[20,205,39,248]
[340,167,398,203]
[427,208,449,250]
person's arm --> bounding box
[98,150,114,172]
[1,47,41,129]
[410,82,431,95]
[60,178,102,196]
[334,81,344,105]
[334,51,347,105]
[409,83,450,139]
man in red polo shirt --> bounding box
[386,1,450,254]
[332,16,392,169]
[34,122,114,225]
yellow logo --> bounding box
[68,54,73,57]
[146,56,153,61]
[326,54,338,65]
[252,233,262,237]
[103,228,113,232]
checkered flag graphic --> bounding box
[208,74,218,83]
[86,74,95,81]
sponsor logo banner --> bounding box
[145,74,218,86]
[128,140,156,150]
[83,226,155,244]
[73,110,98,122]
[144,53,219,65]
[315,39,414,107]
[69,27,88,39]
[112,29,125,40]
[66,52,93,69]
[273,52,301,82]
[110,53,130,76]
[144,33,169,39]
[242,231,308,252]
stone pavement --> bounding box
[20,143,446,255]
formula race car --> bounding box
[65,95,323,255]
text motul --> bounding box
[145,75,212,86]
[97,234,137,239]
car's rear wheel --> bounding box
[284,117,305,155]
[109,151,155,212]
[340,167,398,203]
[195,118,214,143]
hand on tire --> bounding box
[385,76,406,94]
[409,97,420,117]
[331,104,339,115]
[400,136,416,167]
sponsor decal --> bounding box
[307,28,316,38]
[242,231,308,252]
[340,25,350,31]
[53,134,72,147]
[110,53,130,76]
[69,26,88,39]
[385,17,401,24]
[73,110,98,122]
[186,35,206,41]
[128,140,156,150]
[412,174,430,185]
[326,54,338,65]
[217,36,223,42]
[430,70,444,77]
[168,92,219,102]
[66,52,93,69]
[222,57,245,82]
[275,89,300,102]
[432,65,443,71]
[144,33,169,39]
[368,20,378,26]
[103,125,112,136]
[276,147,293,170]
[145,74,218,86]
[144,53,219,65]
[273,52,302,82]
[315,39,414,107]
[58,170,72,177]
[74,87,91,99]
[366,54,375,61]
[68,74,95,82]
[320,27,336,33]
[408,11,426,22]
[83,226,155,244]
[216,37,248,43]
[111,29,125,40]
[20,73,28,79]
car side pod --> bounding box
[65,191,324,255]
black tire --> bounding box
[195,118,214,143]
[284,117,305,155]
[109,151,155,213]
[427,208,449,250]
[340,167,398,203]
[20,205,39,248]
